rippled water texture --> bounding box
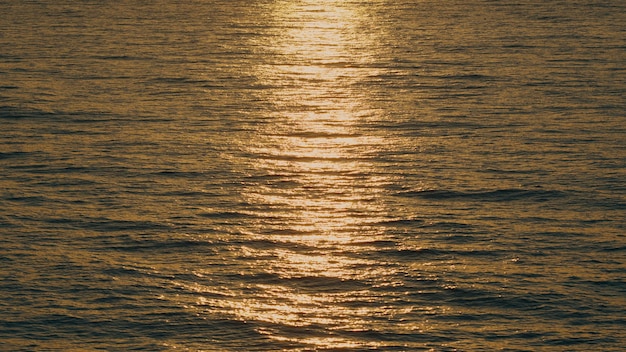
[1,0,625,350]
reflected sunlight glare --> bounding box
[223,0,398,347]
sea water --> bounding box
[1,0,625,350]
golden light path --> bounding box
[200,1,408,349]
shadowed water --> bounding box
[1,0,625,351]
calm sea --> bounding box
[1,0,625,350]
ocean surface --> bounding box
[1,0,625,350]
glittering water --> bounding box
[1,0,625,351]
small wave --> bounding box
[107,239,220,254]
[349,239,398,248]
[231,238,321,253]
[376,219,476,232]
[376,218,425,226]
[269,131,363,138]
[92,55,148,61]
[198,211,259,219]
[374,247,504,261]
[600,245,626,253]
[58,217,174,233]
[283,275,369,292]
[366,247,450,260]
[396,188,567,202]
[0,151,31,160]
[255,153,368,163]
[0,106,56,119]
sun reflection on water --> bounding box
[206,0,398,348]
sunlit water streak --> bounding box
[1,0,625,351]
[220,3,400,348]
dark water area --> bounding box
[1,0,625,350]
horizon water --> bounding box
[1,0,625,351]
